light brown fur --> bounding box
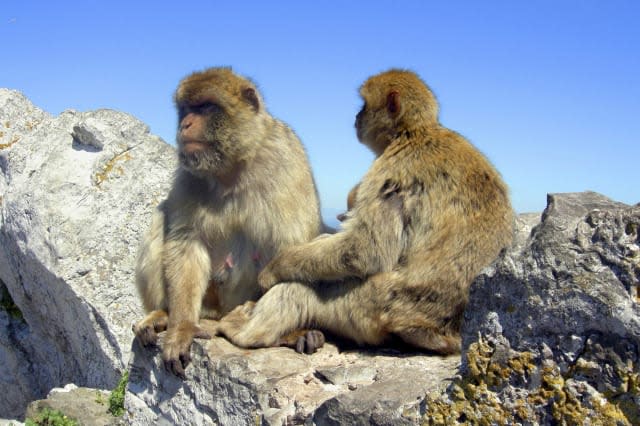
[133,67,322,377]
[218,69,514,354]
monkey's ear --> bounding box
[386,91,401,116]
[242,87,260,112]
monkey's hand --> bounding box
[161,321,212,379]
[133,310,169,347]
[258,265,280,292]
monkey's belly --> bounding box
[205,248,263,315]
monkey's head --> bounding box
[355,69,439,156]
[174,67,265,180]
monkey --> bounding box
[133,67,323,377]
[217,69,514,355]
[336,183,360,222]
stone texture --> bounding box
[3,89,639,425]
[424,192,640,425]
[24,384,118,426]
[125,332,459,425]
[0,88,174,418]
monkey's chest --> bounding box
[205,232,269,314]
[206,233,266,283]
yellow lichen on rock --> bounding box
[94,151,132,185]
[423,336,635,425]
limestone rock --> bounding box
[3,89,638,425]
[126,333,459,425]
[24,384,117,426]
[0,88,175,418]
[425,192,640,425]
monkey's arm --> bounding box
[259,193,405,289]
[161,236,212,377]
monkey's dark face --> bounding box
[174,69,264,180]
[175,97,259,179]
[177,101,230,176]
[355,98,392,157]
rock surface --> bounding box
[25,384,117,426]
[126,334,458,425]
[425,192,640,424]
[1,89,638,425]
[0,88,174,418]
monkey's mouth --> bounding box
[180,139,210,154]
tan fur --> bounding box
[218,69,514,355]
[133,67,322,377]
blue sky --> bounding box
[2,1,638,219]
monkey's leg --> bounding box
[133,208,169,346]
[379,277,463,355]
[132,309,168,347]
[219,301,325,353]
[218,280,386,352]
[161,239,213,378]
[393,327,461,355]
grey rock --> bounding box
[464,191,639,355]
[126,332,459,425]
[24,384,117,426]
[425,191,640,424]
[4,89,638,425]
[0,88,175,418]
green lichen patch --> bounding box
[25,408,79,426]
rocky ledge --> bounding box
[0,89,638,425]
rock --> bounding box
[24,384,117,426]
[0,88,175,418]
[125,333,459,425]
[425,192,640,425]
[3,89,638,425]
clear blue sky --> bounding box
[2,1,638,217]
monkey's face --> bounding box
[176,101,234,177]
[355,96,394,157]
[175,73,263,179]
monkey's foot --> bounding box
[278,329,326,354]
[396,327,461,355]
[133,309,169,347]
[216,301,255,343]
[161,321,212,379]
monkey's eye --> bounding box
[193,102,219,115]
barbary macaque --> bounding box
[133,67,323,377]
[218,69,514,355]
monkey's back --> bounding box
[364,125,514,288]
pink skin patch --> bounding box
[224,253,234,269]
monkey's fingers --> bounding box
[163,358,187,380]
[279,329,326,354]
[295,330,326,354]
[135,326,159,347]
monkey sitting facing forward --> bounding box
[133,67,323,377]
[218,69,514,355]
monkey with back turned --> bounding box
[218,69,514,355]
